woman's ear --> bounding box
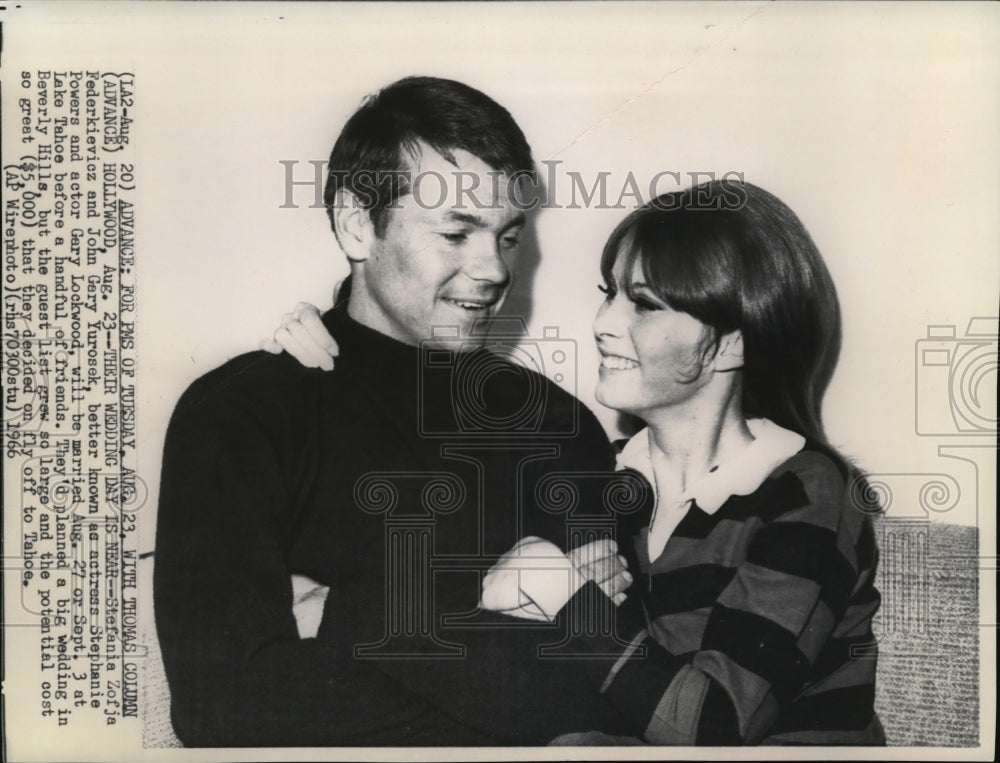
[714,329,744,372]
[332,189,374,262]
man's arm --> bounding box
[154,378,487,746]
[155,371,631,746]
[341,399,633,743]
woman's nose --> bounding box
[593,295,623,338]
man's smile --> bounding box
[442,296,499,311]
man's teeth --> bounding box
[448,299,489,310]
[602,355,639,370]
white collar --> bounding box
[615,418,806,514]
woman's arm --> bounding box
[261,301,339,369]
[563,468,875,745]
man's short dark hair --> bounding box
[324,76,536,237]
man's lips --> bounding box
[442,296,499,311]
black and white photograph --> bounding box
[1,2,996,760]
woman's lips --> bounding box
[600,353,639,370]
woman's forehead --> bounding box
[608,247,649,283]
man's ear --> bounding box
[713,329,744,372]
[332,190,375,262]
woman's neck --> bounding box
[643,383,753,494]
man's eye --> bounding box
[500,236,520,251]
[441,232,468,244]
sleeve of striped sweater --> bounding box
[568,456,875,745]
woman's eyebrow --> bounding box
[628,282,668,304]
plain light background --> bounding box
[4,2,996,538]
[132,2,1000,535]
[1,3,997,761]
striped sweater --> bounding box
[572,423,884,745]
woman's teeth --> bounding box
[602,355,639,370]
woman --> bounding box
[267,179,884,745]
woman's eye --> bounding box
[500,235,520,251]
[631,297,661,313]
[441,232,468,244]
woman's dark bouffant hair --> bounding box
[600,179,845,466]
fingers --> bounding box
[483,600,550,622]
[594,554,630,586]
[567,538,634,602]
[284,303,337,369]
[570,541,626,584]
[479,567,553,622]
[271,303,337,370]
[567,538,617,570]
[577,554,625,586]
[274,326,327,369]
[294,302,340,357]
[260,337,283,354]
[597,568,633,600]
[500,536,562,562]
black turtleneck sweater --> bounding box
[154,305,625,746]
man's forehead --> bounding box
[404,140,495,177]
[402,142,529,227]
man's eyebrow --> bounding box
[501,214,526,233]
[444,211,490,228]
[444,211,526,232]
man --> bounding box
[154,76,633,747]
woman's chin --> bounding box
[595,386,637,416]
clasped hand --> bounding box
[262,305,635,622]
[480,537,632,622]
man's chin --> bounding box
[424,312,496,350]
[421,334,490,353]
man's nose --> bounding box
[464,238,511,287]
